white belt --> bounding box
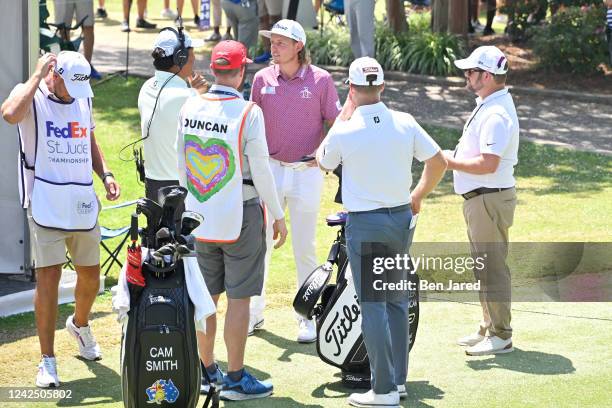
[271,158,310,171]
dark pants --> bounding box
[346,205,413,394]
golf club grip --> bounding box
[130,213,138,241]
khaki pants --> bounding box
[463,188,516,340]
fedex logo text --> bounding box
[46,121,88,139]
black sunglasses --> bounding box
[465,68,485,75]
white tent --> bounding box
[0,0,38,276]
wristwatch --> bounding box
[102,171,114,182]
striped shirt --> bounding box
[607,9,612,28]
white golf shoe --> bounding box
[348,389,400,408]
[65,314,102,361]
[466,335,513,356]
[36,355,60,388]
[297,317,317,343]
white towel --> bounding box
[111,247,216,333]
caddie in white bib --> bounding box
[180,92,255,242]
[29,88,98,231]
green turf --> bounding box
[0,76,610,407]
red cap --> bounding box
[210,40,253,70]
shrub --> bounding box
[501,0,603,41]
[375,24,465,76]
[529,5,607,74]
[306,26,353,67]
[308,22,465,77]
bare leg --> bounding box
[198,294,220,367]
[72,264,100,327]
[123,0,130,21]
[225,297,250,372]
[34,265,63,357]
[99,0,105,7]
[191,0,199,16]
[137,0,147,19]
[178,0,185,15]
[81,26,94,63]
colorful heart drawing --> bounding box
[184,135,236,202]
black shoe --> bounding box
[96,8,107,19]
[483,27,495,36]
[136,18,157,29]
[194,15,200,26]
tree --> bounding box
[432,0,450,33]
[432,0,468,37]
[386,0,408,33]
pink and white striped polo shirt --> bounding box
[251,64,341,163]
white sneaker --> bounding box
[397,384,407,399]
[36,355,60,388]
[121,21,130,32]
[457,332,485,347]
[65,314,102,361]
[161,8,177,19]
[348,389,400,408]
[297,317,317,343]
[247,315,265,336]
[466,336,513,356]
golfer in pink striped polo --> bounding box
[249,19,341,343]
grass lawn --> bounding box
[0,76,610,407]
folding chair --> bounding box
[323,0,345,26]
[63,200,138,275]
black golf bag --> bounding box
[121,260,201,407]
[294,212,420,389]
[121,186,215,408]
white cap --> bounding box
[55,51,93,99]
[454,46,509,75]
[346,57,384,86]
[259,19,307,46]
[153,28,205,58]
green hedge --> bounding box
[306,17,465,77]
[529,5,608,74]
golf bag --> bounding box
[294,212,420,389]
[121,186,214,408]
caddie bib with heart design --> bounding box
[28,87,98,231]
[180,91,255,242]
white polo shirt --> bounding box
[138,71,197,181]
[453,88,520,194]
[317,102,440,212]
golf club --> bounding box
[155,227,172,251]
[136,198,163,248]
[158,186,188,234]
[180,211,204,236]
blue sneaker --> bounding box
[200,364,224,394]
[253,51,272,64]
[90,66,102,80]
[220,370,273,401]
